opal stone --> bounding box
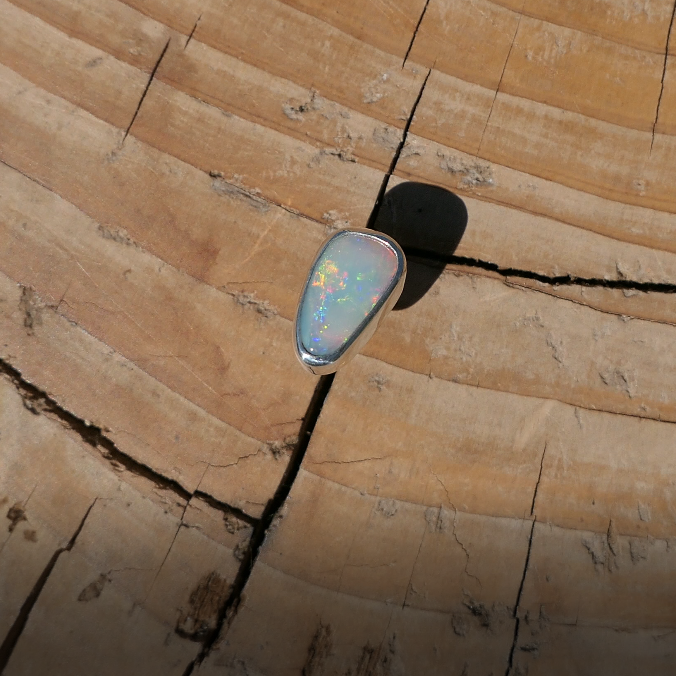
[298,230,400,361]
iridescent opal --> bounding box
[298,231,400,361]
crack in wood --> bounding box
[0,358,253,522]
[530,442,547,517]
[191,491,257,527]
[409,249,676,295]
[451,508,482,587]
[503,277,676,329]
[185,15,202,50]
[123,37,171,142]
[0,499,97,671]
[650,0,676,155]
[504,519,536,676]
[367,69,431,230]
[181,373,336,675]
[6,4,675,671]
[309,455,390,466]
[5,145,676,297]
[402,0,430,67]
[402,529,425,610]
[477,0,526,158]
[208,170,326,226]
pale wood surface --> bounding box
[1,0,676,674]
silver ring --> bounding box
[294,228,406,375]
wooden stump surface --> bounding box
[1,0,676,673]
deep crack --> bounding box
[0,358,250,521]
[504,519,536,676]
[181,373,335,674]
[402,0,430,67]
[0,500,97,671]
[366,69,431,230]
[192,491,257,527]
[409,250,676,295]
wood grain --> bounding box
[0,0,148,129]
[122,0,427,126]
[513,624,676,675]
[498,0,675,53]
[157,38,401,171]
[0,156,314,445]
[9,0,172,71]
[0,375,248,674]
[480,93,675,212]
[500,16,663,131]
[407,0,521,90]
[131,79,384,225]
[200,557,518,676]
[367,269,676,422]
[278,0,427,59]
[394,137,676,284]
[0,268,290,517]
[2,0,676,671]
[656,55,676,135]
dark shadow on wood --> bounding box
[372,181,468,309]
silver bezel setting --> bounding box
[294,228,407,375]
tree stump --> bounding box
[1,0,675,673]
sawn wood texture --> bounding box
[1,0,676,673]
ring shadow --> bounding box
[372,182,468,310]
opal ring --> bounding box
[294,228,406,375]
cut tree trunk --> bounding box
[1,0,675,674]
